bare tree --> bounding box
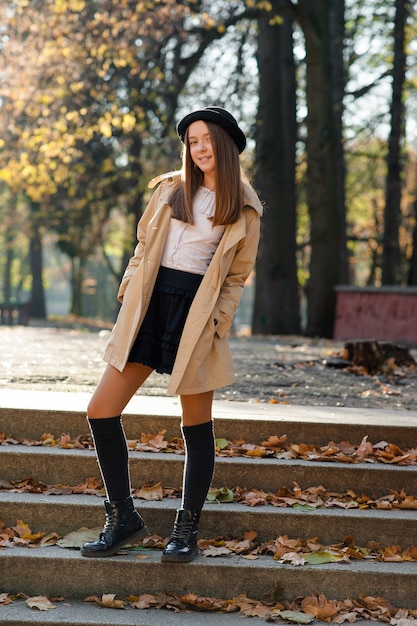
[381,0,410,284]
[295,0,348,337]
[253,7,300,334]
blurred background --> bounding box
[0,0,416,338]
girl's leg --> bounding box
[162,391,215,563]
[87,361,154,419]
[180,390,215,513]
[81,362,153,558]
[86,362,153,500]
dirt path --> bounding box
[1,323,416,410]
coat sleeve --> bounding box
[116,184,164,303]
[213,207,261,338]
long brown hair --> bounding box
[168,122,244,226]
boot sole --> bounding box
[80,525,149,558]
[161,548,198,564]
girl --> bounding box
[81,106,263,563]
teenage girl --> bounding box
[81,106,263,563]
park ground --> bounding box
[1,321,416,411]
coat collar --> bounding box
[148,171,263,217]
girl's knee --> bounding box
[180,391,213,425]
[87,392,111,418]
[86,398,101,418]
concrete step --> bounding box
[2,390,417,616]
[0,597,268,625]
[1,491,416,548]
[1,545,417,608]
[2,389,417,449]
[2,443,417,497]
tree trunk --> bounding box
[252,9,300,334]
[70,256,86,317]
[29,202,46,319]
[407,194,417,285]
[3,195,17,302]
[330,0,349,285]
[297,0,346,337]
[381,0,409,285]
[120,134,144,281]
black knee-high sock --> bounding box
[87,416,131,502]
[181,421,215,513]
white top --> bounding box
[161,187,225,275]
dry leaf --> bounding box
[26,596,56,611]
[60,433,73,448]
[0,593,12,605]
[202,545,232,557]
[128,593,158,609]
[278,609,315,623]
[241,553,259,559]
[98,593,125,609]
[134,482,163,501]
[57,527,101,549]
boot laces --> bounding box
[170,519,194,542]
[101,508,118,537]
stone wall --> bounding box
[333,286,417,345]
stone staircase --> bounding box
[1,389,417,625]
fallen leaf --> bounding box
[355,436,374,460]
[206,486,234,503]
[277,551,307,566]
[202,545,232,557]
[304,550,350,565]
[40,532,60,546]
[26,596,56,611]
[0,593,12,605]
[60,433,73,448]
[98,594,125,609]
[128,593,159,609]
[57,527,102,549]
[245,445,267,457]
[302,593,341,620]
[277,609,315,623]
[215,438,229,450]
[134,482,163,501]
[142,534,166,549]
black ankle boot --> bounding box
[81,496,148,558]
[161,509,200,563]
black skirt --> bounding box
[127,266,203,375]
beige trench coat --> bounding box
[104,173,263,395]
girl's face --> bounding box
[188,120,216,178]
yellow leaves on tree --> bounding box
[54,0,86,14]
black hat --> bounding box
[177,106,246,154]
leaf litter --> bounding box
[2,514,417,566]
[2,428,417,621]
[2,590,417,624]
[1,505,417,622]
[2,429,417,465]
[2,474,417,512]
